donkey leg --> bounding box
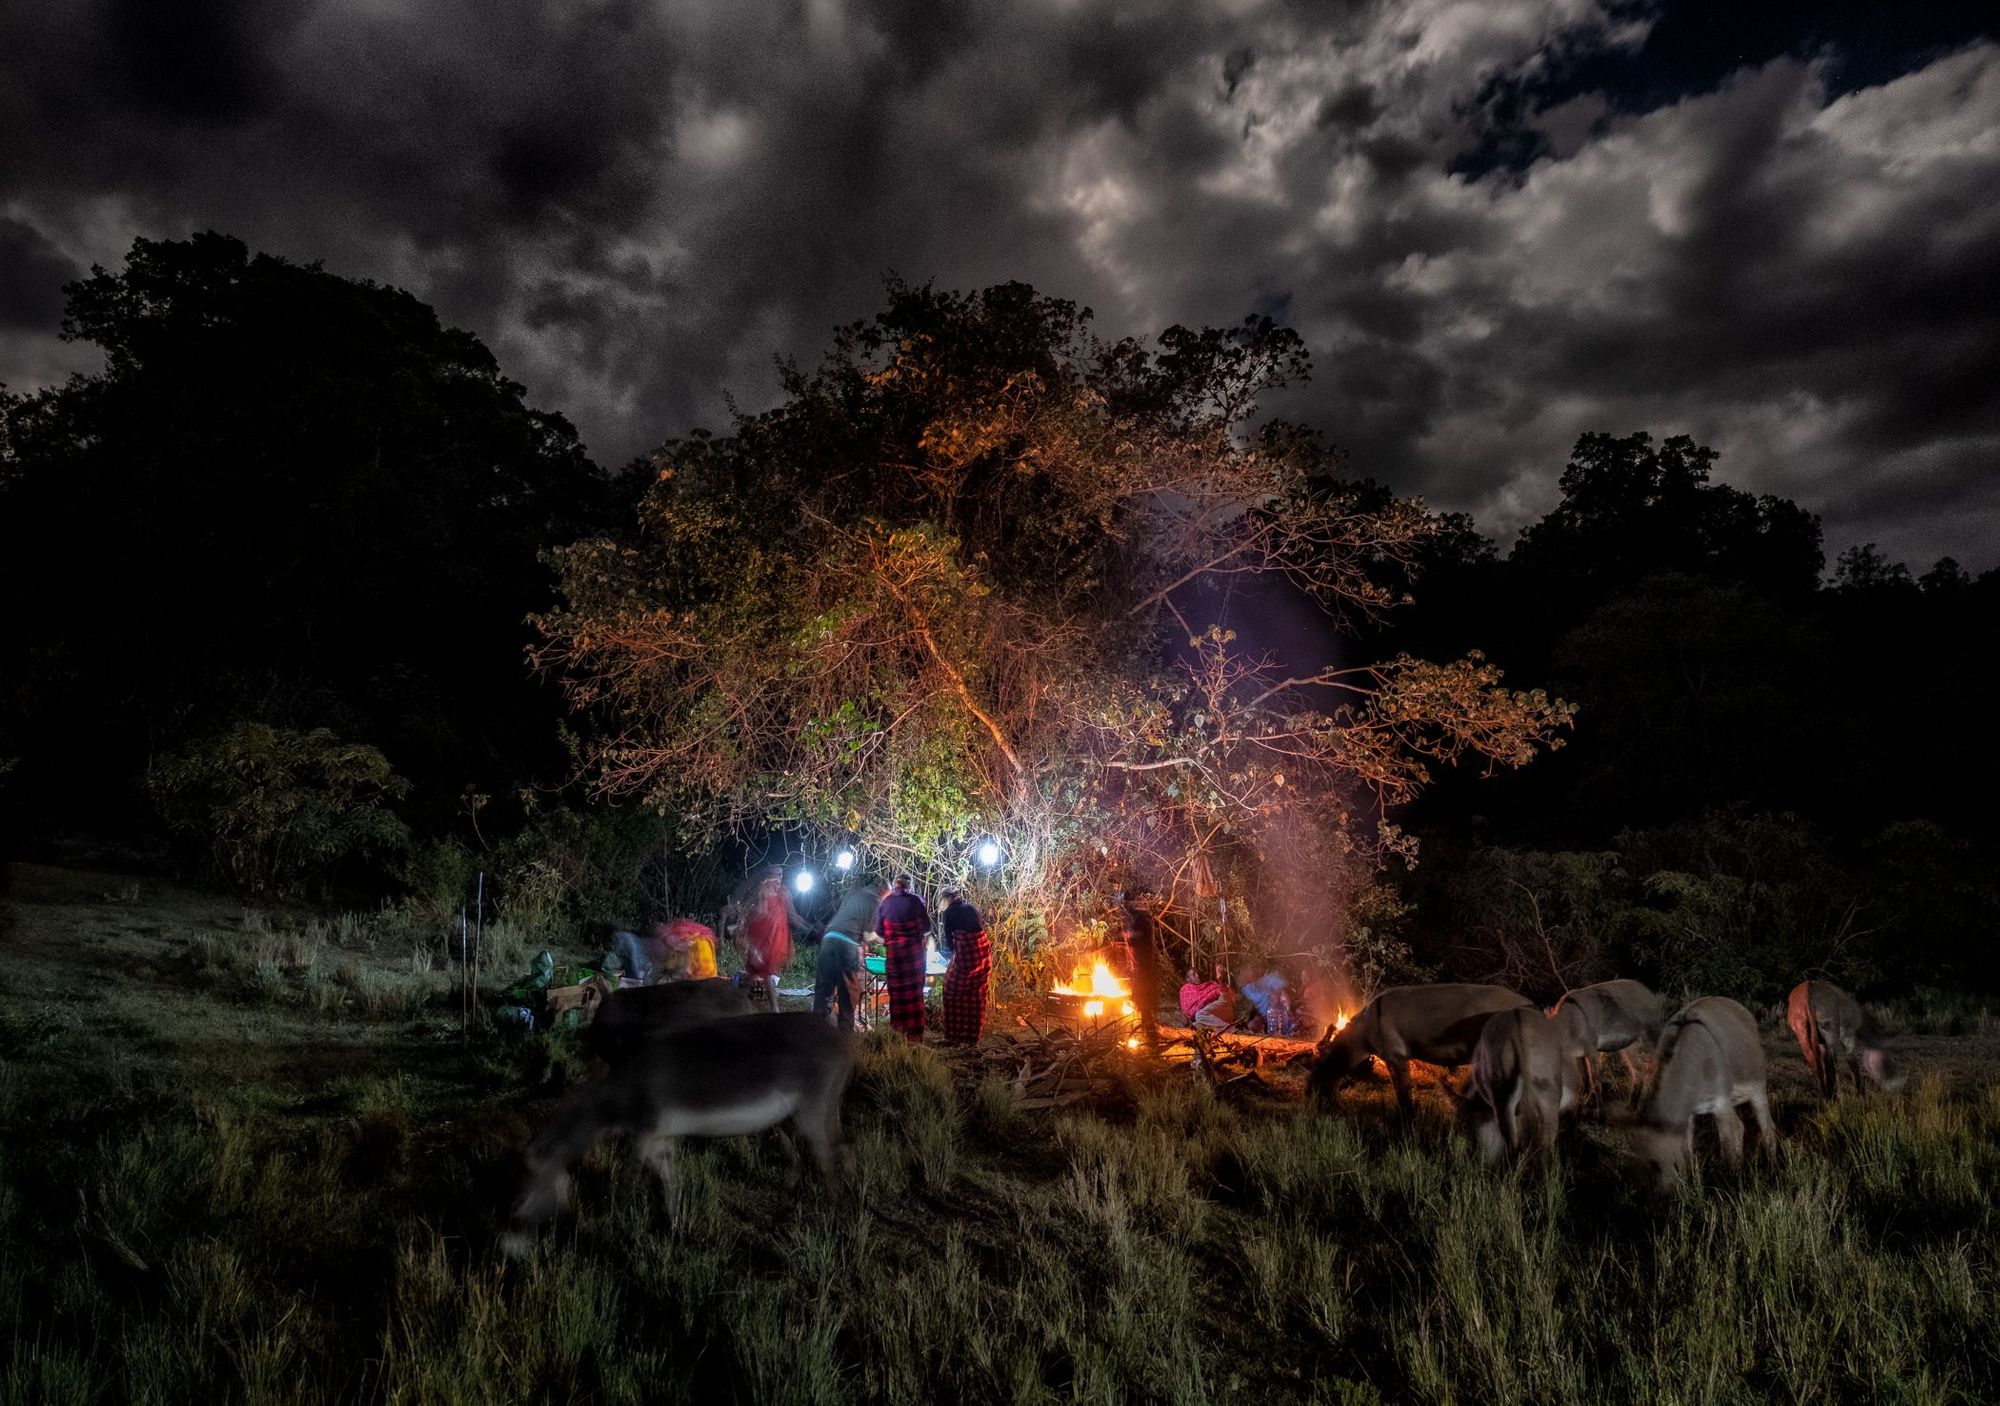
[1618,1047,1645,1107]
[1716,1106,1746,1165]
[1384,1059,1420,1121]
[637,1131,681,1226]
[1745,1091,1777,1161]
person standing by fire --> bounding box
[1115,890,1162,1054]
[938,885,991,1044]
[875,875,931,1042]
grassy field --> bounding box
[3,863,1997,1405]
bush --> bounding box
[1407,842,1621,999]
[488,807,735,943]
[147,723,410,898]
[1620,813,1877,1001]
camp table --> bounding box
[861,947,949,1027]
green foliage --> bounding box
[147,723,410,898]
[1862,821,2000,991]
[1621,814,1881,1001]
[536,281,1572,943]
[1339,880,1429,998]
[1553,575,1830,829]
[1415,845,1624,999]
[1403,812,1989,1002]
[488,807,735,942]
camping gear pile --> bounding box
[496,950,615,1033]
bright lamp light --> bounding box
[834,848,856,872]
[975,839,1003,868]
[792,869,816,894]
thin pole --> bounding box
[459,907,469,1039]
[472,868,484,1032]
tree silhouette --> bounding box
[0,233,616,833]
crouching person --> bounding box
[655,918,719,981]
[815,881,882,1031]
[1180,969,1234,1029]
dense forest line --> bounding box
[2,234,1993,999]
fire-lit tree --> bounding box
[534,282,1572,965]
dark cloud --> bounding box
[1,0,1995,568]
[1317,81,1381,131]
[0,218,78,332]
[1222,46,1257,100]
[100,0,297,123]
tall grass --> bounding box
[4,1017,1996,1404]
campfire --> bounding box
[1048,958,1138,1044]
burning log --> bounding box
[1047,957,1141,1047]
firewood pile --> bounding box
[1182,1025,1319,1098]
[941,1013,1324,1108]
[942,1016,1141,1108]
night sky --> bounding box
[2,0,1995,567]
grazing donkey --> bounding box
[1551,978,1665,1111]
[1786,980,1904,1098]
[1464,1006,1575,1161]
[1631,996,1775,1192]
[1309,983,1532,1117]
[503,1012,854,1257]
[580,978,752,1065]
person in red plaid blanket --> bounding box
[937,886,991,1044]
[874,875,932,1042]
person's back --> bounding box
[1119,899,1157,954]
[875,879,932,1042]
[603,929,653,984]
[655,919,718,981]
[876,884,929,935]
[939,894,983,959]
[824,884,882,942]
[814,885,880,1031]
[938,889,992,1043]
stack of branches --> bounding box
[1184,1023,1320,1099]
[952,1015,1141,1109]
[942,1012,1323,1109]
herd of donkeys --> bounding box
[1309,978,1902,1188]
[498,974,1900,1255]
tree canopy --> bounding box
[0,232,619,832]
[534,281,1572,942]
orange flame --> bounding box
[1052,959,1131,1000]
[1334,1010,1351,1032]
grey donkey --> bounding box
[503,1011,854,1257]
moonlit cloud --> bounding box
[1,0,1994,566]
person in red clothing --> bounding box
[938,886,992,1044]
[735,866,800,1010]
[874,875,932,1041]
[1180,967,1234,1028]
